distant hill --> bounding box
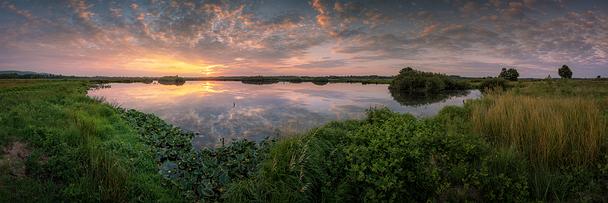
[0,70,50,76]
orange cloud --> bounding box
[311,0,332,29]
[420,23,439,37]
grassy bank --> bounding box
[220,79,607,202]
[471,91,605,167]
[0,80,180,201]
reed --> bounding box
[470,91,606,168]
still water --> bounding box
[88,81,481,148]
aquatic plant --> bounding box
[121,109,270,201]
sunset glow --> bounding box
[124,55,222,76]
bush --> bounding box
[158,75,186,85]
[479,148,529,201]
[479,78,507,91]
[389,67,469,93]
[224,121,360,202]
[224,108,529,202]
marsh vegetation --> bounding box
[389,67,470,93]
[1,72,607,202]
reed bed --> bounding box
[470,91,607,168]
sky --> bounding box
[0,0,607,77]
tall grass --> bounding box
[470,91,606,168]
[0,80,180,201]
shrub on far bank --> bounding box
[389,67,470,93]
[158,75,186,85]
[478,78,507,91]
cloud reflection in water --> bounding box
[88,81,480,148]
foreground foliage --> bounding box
[471,91,606,168]
[2,79,607,202]
[224,108,530,202]
[121,109,270,201]
[0,80,179,202]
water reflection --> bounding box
[158,80,186,85]
[389,89,470,106]
[88,81,480,148]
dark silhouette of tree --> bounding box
[558,65,573,79]
[498,68,519,81]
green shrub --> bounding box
[479,78,507,91]
[224,108,526,202]
[158,75,186,85]
[479,148,529,201]
[389,67,469,93]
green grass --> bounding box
[470,91,606,168]
[467,80,608,201]
[0,80,181,201]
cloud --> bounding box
[0,0,606,77]
[69,0,94,21]
[311,0,331,29]
[460,1,479,15]
[1,1,33,20]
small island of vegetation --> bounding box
[389,67,470,93]
[158,75,186,85]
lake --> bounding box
[88,81,481,148]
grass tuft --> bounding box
[470,91,606,168]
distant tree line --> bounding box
[0,73,65,79]
[494,64,579,81]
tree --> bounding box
[597,75,601,79]
[558,65,572,79]
[498,68,519,81]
